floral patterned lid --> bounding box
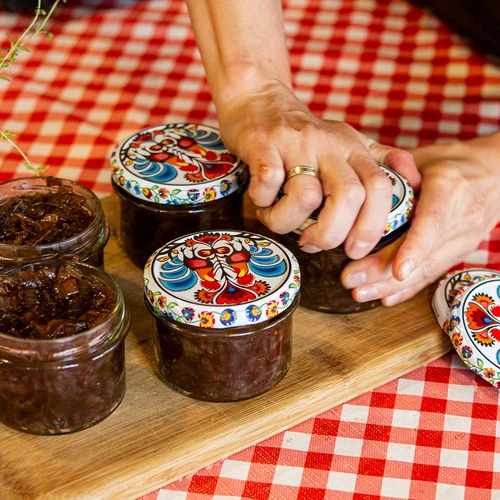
[432,269,500,335]
[286,164,414,236]
[111,123,248,205]
[445,277,500,388]
[144,230,301,329]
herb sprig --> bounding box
[0,0,66,175]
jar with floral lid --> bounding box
[0,261,130,435]
[111,123,249,268]
[277,164,414,314]
[0,176,110,270]
[144,229,301,402]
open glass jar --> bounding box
[144,230,301,402]
[111,123,249,268]
[277,165,414,314]
[0,177,110,270]
[0,261,130,435]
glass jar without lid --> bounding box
[111,123,249,268]
[0,177,110,270]
[0,261,130,435]
[144,230,301,402]
[277,164,414,314]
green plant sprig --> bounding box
[0,0,65,175]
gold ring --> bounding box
[286,165,318,180]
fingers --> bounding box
[246,145,286,208]
[369,143,422,191]
[342,153,394,259]
[257,163,322,235]
[298,155,365,252]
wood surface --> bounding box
[0,195,451,500]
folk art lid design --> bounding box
[286,164,414,236]
[144,230,301,329]
[444,277,500,388]
[432,269,500,335]
[111,123,248,205]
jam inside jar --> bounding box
[111,123,249,268]
[0,261,130,435]
[0,177,110,270]
[278,164,414,314]
[144,229,301,402]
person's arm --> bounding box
[186,0,421,263]
[341,131,500,305]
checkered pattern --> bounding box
[1,0,500,498]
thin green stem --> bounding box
[0,130,33,166]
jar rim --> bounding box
[0,177,104,259]
[0,262,127,361]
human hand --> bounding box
[341,132,500,306]
[216,80,421,259]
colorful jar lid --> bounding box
[286,164,414,236]
[144,230,301,329]
[432,269,500,335]
[111,123,248,205]
[446,277,500,388]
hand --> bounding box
[217,80,421,259]
[341,132,500,306]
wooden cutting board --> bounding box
[0,195,451,500]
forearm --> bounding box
[185,0,292,108]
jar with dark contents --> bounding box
[0,261,130,435]
[0,177,110,270]
[111,123,249,268]
[277,165,414,314]
[144,230,301,402]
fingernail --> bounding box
[344,271,367,289]
[349,241,371,257]
[355,285,379,302]
[300,244,323,253]
[398,259,414,281]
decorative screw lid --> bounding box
[111,123,248,205]
[286,164,414,236]
[432,269,500,335]
[144,230,301,329]
[446,277,500,388]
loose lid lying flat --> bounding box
[111,123,248,205]
[144,230,301,329]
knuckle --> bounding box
[295,187,322,213]
[342,179,366,206]
[366,170,393,196]
[421,258,439,282]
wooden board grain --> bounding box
[0,195,451,500]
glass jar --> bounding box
[111,123,249,268]
[278,165,414,314]
[144,230,301,402]
[0,177,110,270]
[0,262,130,435]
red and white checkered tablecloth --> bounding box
[1,0,500,498]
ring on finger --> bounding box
[286,165,318,181]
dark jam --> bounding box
[149,297,298,402]
[0,263,128,435]
[113,178,247,268]
[0,263,115,339]
[0,178,93,246]
[278,224,409,314]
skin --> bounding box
[342,131,500,305]
[186,0,500,305]
[185,0,421,268]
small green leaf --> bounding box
[171,189,181,195]
[477,358,484,369]
[0,76,10,82]
[18,46,30,52]
[46,32,54,40]
[167,302,178,308]
[288,283,297,289]
[154,195,160,203]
